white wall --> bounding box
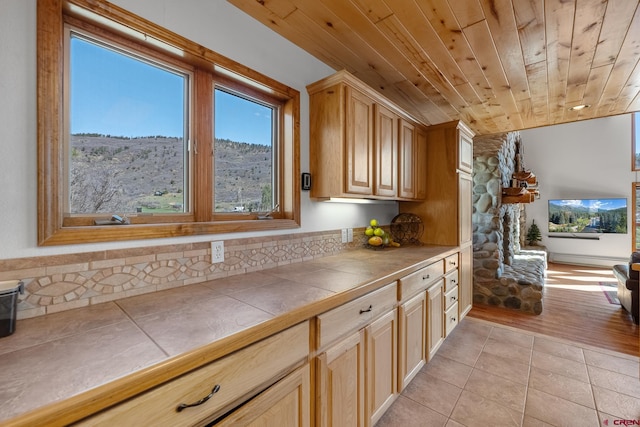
[521,114,634,267]
[0,0,398,260]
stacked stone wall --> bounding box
[472,132,544,314]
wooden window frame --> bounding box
[633,112,640,171]
[633,183,639,252]
[37,0,300,246]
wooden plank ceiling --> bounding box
[228,0,640,136]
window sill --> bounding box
[39,219,301,246]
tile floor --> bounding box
[376,317,640,427]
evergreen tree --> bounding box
[526,220,542,246]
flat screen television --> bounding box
[548,198,627,234]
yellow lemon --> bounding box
[368,236,383,246]
[373,228,385,237]
[370,219,378,227]
[365,226,374,236]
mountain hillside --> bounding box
[69,134,272,214]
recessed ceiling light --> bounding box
[569,104,590,111]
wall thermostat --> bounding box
[302,173,311,190]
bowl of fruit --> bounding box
[364,219,400,249]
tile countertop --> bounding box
[0,245,457,426]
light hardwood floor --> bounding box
[468,262,639,357]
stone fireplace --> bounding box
[472,132,546,314]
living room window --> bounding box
[37,0,300,245]
[633,183,640,252]
[633,113,640,170]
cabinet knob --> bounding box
[359,305,373,314]
[176,384,221,412]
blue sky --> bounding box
[70,35,272,145]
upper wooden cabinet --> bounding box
[375,104,398,198]
[399,120,474,246]
[307,70,425,201]
[458,124,474,174]
[345,86,375,195]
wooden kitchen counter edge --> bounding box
[4,245,458,427]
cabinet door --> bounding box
[398,292,426,391]
[374,104,397,197]
[398,119,416,199]
[317,330,365,427]
[458,245,473,319]
[458,125,474,173]
[459,173,473,245]
[427,280,445,361]
[345,86,374,195]
[414,125,428,200]
[366,310,398,426]
[217,363,311,427]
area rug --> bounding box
[600,282,620,305]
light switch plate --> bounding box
[347,228,353,242]
[211,241,224,263]
[341,229,348,243]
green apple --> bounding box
[365,226,374,236]
[370,219,378,227]
[374,228,385,237]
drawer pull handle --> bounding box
[422,274,430,280]
[176,384,221,412]
[359,305,373,314]
[450,296,457,301]
[449,261,457,265]
[451,279,457,284]
[451,316,457,322]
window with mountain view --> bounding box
[69,33,189,215]
[214,88,276,213]
[37,0,300,245]
[634,112,640,171]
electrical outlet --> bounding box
[211,241,224,263]
[341,228,348,243]
[347,228,353,242]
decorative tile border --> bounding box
[1,229,366,319]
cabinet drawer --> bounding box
[444,254,459,272]
[445,302,459,336]
[317,282,397,349]
[398,262,443,301]
[444,285,458,311]
[444,269,459,292]
[78,321,310,427]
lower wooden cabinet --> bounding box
[427,280,445,361]
[445,301,459,337]
[316,329,366,427]
[366,310,398,426]
[316,308,398,427]
[216,363,311,427]
[398,291,426,390]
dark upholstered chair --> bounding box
[613,252,640,325]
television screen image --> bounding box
[548,198,627,234]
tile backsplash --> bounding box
[1,229,363,319]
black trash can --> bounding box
[0,280,24,337]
